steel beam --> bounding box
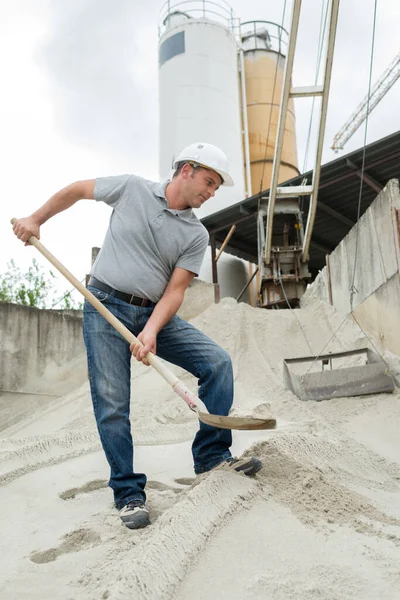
[208,212,256,235]
[318,150,400,191]
[310,238,334,254]
[346,158,383,193]
[264,0,302,265]
[290,85,324,97]
[210,235,218,285]
[301,0,340,261]
[317,201,355,228]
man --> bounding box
[12,142,262,530]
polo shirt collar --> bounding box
[154,180,194,220]
[154,180,169,199]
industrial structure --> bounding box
[157,0,393,309]
[200,130,400,279]
[158,1,246,212]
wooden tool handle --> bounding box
[10,218,210,413]
[10,220,279,429]
[10,218,179,386]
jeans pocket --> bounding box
[87,286,110,303]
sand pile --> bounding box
[0,298,399,599]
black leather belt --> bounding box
[88,277,153,307]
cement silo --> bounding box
[241,21,300,194]
[157,7,300,304]
[158,1,246,217]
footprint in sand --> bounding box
[60,479,192,501]
[57,479,191,528]
[146,480,183,493]
[59,479,108,500]
[174,477,195,486]
[30,528,101,564]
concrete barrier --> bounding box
[302,179,400,356]
[0,277,215,395]
[0,303,86,394]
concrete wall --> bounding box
[0,303,86,394]
[0,278,215,395]
[302,179,400,355]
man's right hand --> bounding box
[12,217,41,245]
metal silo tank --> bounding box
[158,1,245,217]
[241,21,300,194]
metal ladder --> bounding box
[260,0,340,306]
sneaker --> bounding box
[119,500,150,530]
[224,456,262,476]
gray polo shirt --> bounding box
[91,174,209,302]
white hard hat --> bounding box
[173,142,234,186]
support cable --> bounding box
[349,0,378,312]
[303,0,393,377]
[50,278,86,309]
[256,0,287,305]
[275,0,392,380]
[278,277,314,354]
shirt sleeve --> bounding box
[175,228,210,276]
[94,174,132,207]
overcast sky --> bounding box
[1,0,399,302]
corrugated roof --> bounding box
[200,130,400,277]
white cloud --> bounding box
[38,0,160,162]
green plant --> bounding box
[0,259,82,309]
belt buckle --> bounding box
[129,294,136,306]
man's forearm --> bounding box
[31,181,94,225]
[13,180,95,244]
[145,290,184,335]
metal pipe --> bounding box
[248,262,255,306]
[256,268,261,304]
[215,224,236,262]
[265,0,302,265]
[236,267,259,302]
[239,46,253,198]
[210,235,218,285]
[326,254,333,305]
[258,210,266,251]
[301,0,340,262]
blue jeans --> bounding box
[83,286,233,509]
